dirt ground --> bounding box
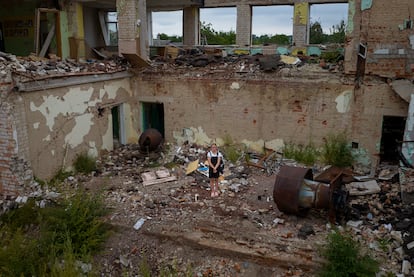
[83,155,334,277]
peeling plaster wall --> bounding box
[22,77,137,180]
[134,75,407,166]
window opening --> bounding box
[252,5,293,46]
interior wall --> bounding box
[21,77,138,180]
[83,6,105,57]
[133,75,408,168]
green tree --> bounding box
[309,20,325,44]
[328,19,346,43]
[252,34,291,45]
[157,33,182,43]
[200,21,235,45]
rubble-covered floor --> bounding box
[60,143,410,276]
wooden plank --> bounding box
[143,176,177,187]
[39,23,55,58]
[121,53,150,68]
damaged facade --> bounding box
[0,0,413,196]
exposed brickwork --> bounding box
[236,4,252,47]
[0,67,34,197]
[134,74,407,169]
[345,0,414,78]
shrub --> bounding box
[0,190,111,276]
[40,191,112,256]
[321,133,354,167]
[318,230,379,277]
[74,152,96,174]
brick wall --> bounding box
[0,73,32,197]
[134,73,407,167]
[345,0,414,78]
[236,4,251,47]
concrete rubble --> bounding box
[0,51,129,83]
[1,142,414,276]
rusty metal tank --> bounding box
[138,128,163,151]
[273,166,331,214]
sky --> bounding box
[151,3,348,37]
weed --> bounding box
[50,168,73,186]
[283,143,319,166]
[74,152,96,174]
[321,133,354,167]
[222,144,242,163]
[40,191,112,257]
[318,230,379,277]
[222,134,234,146]
[0,190,111,276]
[320,50,343,63]
[377,238,391,252]
[0,199,40,230]
[0,227,41,276]
[139,256,152,277]
[49,235,88,277]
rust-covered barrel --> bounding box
[139,128,163,151]
[273,166,331,214]
[273,166,313,214]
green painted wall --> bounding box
[60,12,70,59]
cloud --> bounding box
[151,3,348,37]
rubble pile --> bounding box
[0,51,129,83]
[2,142,414,275]
[139,47,345,80]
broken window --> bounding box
[105,12,118,46]
[251,5,293,45]
[97,11,118,47]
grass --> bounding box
[318,230,379,277]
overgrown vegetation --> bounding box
[0,190,111,276]
[318,230,379,277]
[321,133,354,167]
[283,143,320,166]
[74,152,97,174]
[283,133,354,168]
[220,134,245,163]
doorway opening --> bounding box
[141,102,165,137]
[111,104,126,147]
[380,116,406,164]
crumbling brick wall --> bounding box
[0,73,32,197]
[345,0,414,78]
[134,73,407,169]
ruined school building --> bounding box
[0,0,413,196]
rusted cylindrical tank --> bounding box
[273,166,331,214]
[139,128,163,151]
